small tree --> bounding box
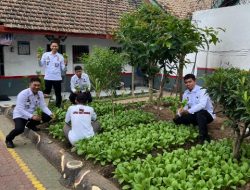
[114,4,179,102]
[172,21,221,100]
[115,3,221,102]
[81,47,126,98]
[203,68,250,160]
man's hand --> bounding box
[177,108,189,116]
[64,59,68,66]
[37,53,42,60]
[32,115,41,121]
[50,114,55,120]
[180,109,189,116]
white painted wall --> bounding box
[186,4,250,74]
[3,34,128,76]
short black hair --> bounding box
[50,40,60,46]
[74,65,82,71]
[76,92,88,104]
[30,77,41,83]
[184,74,196,81]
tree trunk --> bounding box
[148,78,153,102]
[233,127,243,160]
[131,66,135,97]
[157,68,167,99]
[233,136,243,161]
[176,55,185,101]
[157,67,168,115]
[96,91,101,99]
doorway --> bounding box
[0,46,4,76]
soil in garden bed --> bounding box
[141,104,233,141]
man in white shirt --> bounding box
[64,92,96,145]
[173,74,215,144]
[5,77,53,148]
[69,65,92,104]
[38,40,67,108]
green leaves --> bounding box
[74,121,198,166]
[33,107,42,117]
[115,140,250,190]
[204,68,250,124]
[48,122,65,141]
[81,47,126,98]
[99,109,156,131]
[62,53,68,60]
[203,68,250,159]
[37,47,44,58]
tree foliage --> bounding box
[203,68,250,159]
[114,3,221,101]
[81,47,126,98]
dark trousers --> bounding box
[44,80,62,107]
[6,113,51,141]
[173,110,213,141]
[69,91,92,104]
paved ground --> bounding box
[0,115,67,190]
[0,87,149,108]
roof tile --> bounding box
[156,0,213,18]
[0,0,142,35]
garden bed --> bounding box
[5,96,250,190]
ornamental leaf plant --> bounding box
[203,68,250,160]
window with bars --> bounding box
[72,45,89,64]
[18,41,30,55]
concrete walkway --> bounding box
[0,115,67,190]
[0,87,150,108]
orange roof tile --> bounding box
[0,0,142,35]
[156,0,213,18]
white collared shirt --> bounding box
[70,73,91,93]
[39,51,66,80]
[65,104,96,145]
[13,88,52,120]
[183,85,215,119]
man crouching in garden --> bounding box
[5,77,53,148]
[173,74,215,144]
[64,93,97,145]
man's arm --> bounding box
[177,92,189,116]
[91,108,97,121]
[86,74,91,90]
[15,92,33,119]
[38,53,46,67]
[65,107,71,123]
[70,77,77,93]
[60,55,66,71]
[39,92,52,116]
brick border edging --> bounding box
[3,107,119,190]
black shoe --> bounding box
[5,140,15,148]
